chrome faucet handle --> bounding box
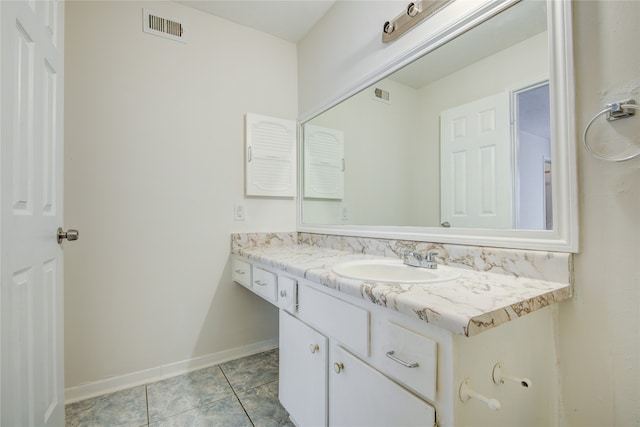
[424,252,438,269]
[409,251,423,261]
[403,251,422,267]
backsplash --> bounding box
[232,232,573,284]
[231,232,297,250]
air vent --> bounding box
[143,9,187,43]
[374,87,390,104]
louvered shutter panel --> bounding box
[304,124,344,199]
[245,113,297,197]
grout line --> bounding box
[145,384,151,426]
[219,366,256,427]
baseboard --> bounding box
[64,338,279,404]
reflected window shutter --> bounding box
[304,124,344,199]
[245,114,297,197]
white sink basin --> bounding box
[332,259,460,284]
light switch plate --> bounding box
[234,202,247,221]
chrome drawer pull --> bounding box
[234,270,245,275]
[386,351,419,368]
[254,280,268,286]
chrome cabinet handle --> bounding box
[309,344,319,354]
[57,227,79,244]
[334,362,344,374]
[234,270,245,275]
[386,351,419,368]
[280,290,287,298]
[254,280,267,287]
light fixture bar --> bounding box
[382,0,453,43]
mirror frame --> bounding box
[297,0,578,253]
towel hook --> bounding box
[582,99,639,162]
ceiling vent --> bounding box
[143,9,187,43]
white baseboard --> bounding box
[64,338,279,404]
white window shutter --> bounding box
[245,113,297,197]
[303,124,344,199]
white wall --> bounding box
[64,1,297,392]
[558,2,640,426]
[299,1,640,425]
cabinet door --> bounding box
[279,311,328,427]
[330,345,435,427]
[245,113,296,197]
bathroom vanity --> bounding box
[232,0,577,424]
[231,232,572,427]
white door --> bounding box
[440,92,512,229]
[1,1,66,426]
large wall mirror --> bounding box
[298,0,578,252]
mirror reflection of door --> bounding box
[439,81,551,230]
[439,92,513,229]
[514,82,551,231]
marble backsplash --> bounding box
[231,232,573,285]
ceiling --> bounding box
[178,0,336,43]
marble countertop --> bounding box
[233,244,572,337]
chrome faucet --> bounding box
[403,251,438,269]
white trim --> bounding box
[510,78,551,231]
[64,338,278,404]
[297,0,578,253]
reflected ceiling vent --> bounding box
[374,87,390,104]
[143,9,187,43]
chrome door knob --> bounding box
[57,227,79,244]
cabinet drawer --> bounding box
[298,285,369,357]
[375,321,437,401]
[277,275,297,313]
[231,257,251,288]
[253,267,277,303]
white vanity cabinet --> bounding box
[283,281,437,427]
[232,255,558,427]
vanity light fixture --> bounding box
[382,0,453,43]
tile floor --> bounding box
[65,349,294,427]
